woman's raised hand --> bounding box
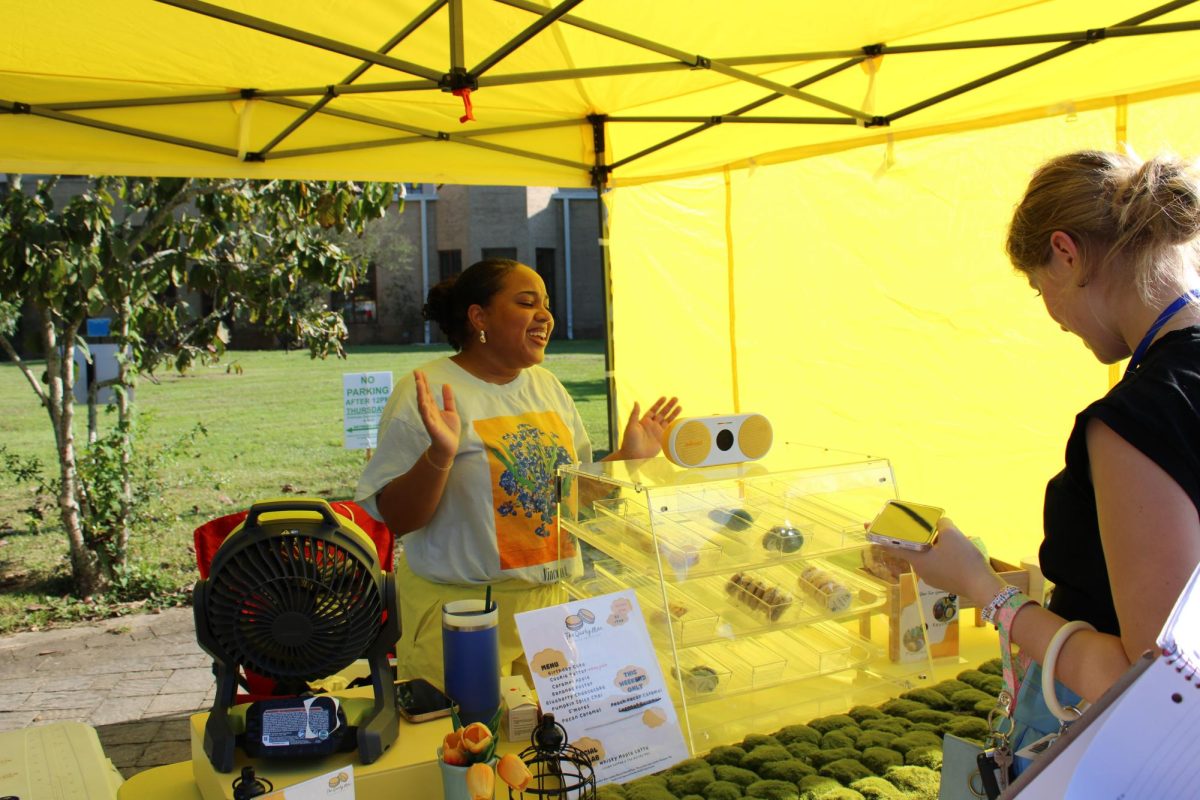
[414,370,461,466]
[618,396,682,460]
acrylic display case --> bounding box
[556,455,935,754]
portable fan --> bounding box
[194,498,401,773]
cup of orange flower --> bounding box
[439,715,534,800]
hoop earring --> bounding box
[479,330,487,344]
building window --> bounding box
[536,247,558,337]
[438,250,463,282]
[336,263,378,324]
[403,182,435,200]
[482,247,518,261]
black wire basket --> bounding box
[507,714,597,800]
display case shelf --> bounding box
[661,622,876,706]
[557,455,934,754]
[569,488,871,581]
[577,556,887,649]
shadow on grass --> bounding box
[0,518,69,594]
[0,563,72,596]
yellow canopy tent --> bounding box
[4,0,1200,559]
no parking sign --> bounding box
[342,372,393,450]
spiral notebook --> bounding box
[1005,560,1200,798]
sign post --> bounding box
[343,372,393,455]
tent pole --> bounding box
[471,0,586,77]
[589,115,619,456]
[155,0,441,81]
[2,102,239,157]
[888,0,1198,122]
[256,0,448,157]
[448,0,465,74]
[496,0,868,122]
[606,57,864,172]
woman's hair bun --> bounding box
[1112,154,1200,248]
[420,259,521,350]
[422,276,457,330]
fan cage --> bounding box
[206,531,384,682]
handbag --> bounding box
[938,621,1087,800]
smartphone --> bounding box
[865,500,943,551]
[395,678,458,723]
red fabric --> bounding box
[192,500,395,701]
[193,500,394,579]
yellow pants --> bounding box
[393,552,563,686]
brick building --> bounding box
[1,177,606,355]
[345,184,605,346]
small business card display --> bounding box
[892,575,958,662]
[515,590,689,785]
[263,764,354,799]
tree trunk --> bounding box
[113,292,134,574]
[87,374,99,445]
[39,309,103,596]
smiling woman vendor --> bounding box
[356,258,680,682]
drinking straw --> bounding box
[485,584,493,613]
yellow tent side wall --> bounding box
[609,93,1200,565]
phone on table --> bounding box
[395,678,458,723]
[865,500,943,552]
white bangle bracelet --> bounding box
[1041,619,1096,722]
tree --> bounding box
[0,174,396,595]
[327,206,422,339]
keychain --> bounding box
[973,690,1016,799]
[976,746,1010,799]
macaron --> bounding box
[709,507,754,531]
[762,524,805,554]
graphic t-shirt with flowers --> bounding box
[356,357,591,584]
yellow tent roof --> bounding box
[3,0,1199,185]
[6,1,1200,561]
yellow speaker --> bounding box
[662,414,773,468]
[737,413,773,460]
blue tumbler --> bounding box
[442,599,500,726]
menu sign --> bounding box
[515,590,689,785]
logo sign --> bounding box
[343,372,393,450]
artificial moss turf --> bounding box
[595,659,1002,800]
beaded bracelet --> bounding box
[981,584,1022,627]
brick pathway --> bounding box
[0,607,212,779]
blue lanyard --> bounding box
[1125,289,1200,376]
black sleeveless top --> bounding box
[1042,327,1200,635]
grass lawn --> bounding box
[0,340,609,633]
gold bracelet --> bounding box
[423,449,453,472]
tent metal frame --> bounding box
[4,0,1198,445]
[4,0,1197,184]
